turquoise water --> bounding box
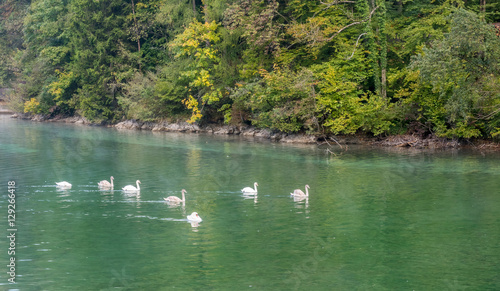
[1,115,500,290]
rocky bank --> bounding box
[10,113,500,150]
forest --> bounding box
[1,0,500,139]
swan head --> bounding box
[305,184,310,189]
[182,189,187,194]
[254,182,259,187]
[110,176,114,180]
[136,180,141,184]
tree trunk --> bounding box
[381,68,386,98]
[131,0,141,70]
[378,0,387,98]
[203,0,209,23]
[480,0,486,19]
[130,0,140,52]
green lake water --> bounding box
[1,115,500,290]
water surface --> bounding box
[1,115,499,290]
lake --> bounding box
[1,115,500,290]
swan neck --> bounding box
[136,181,140,190]
[182,191,185,201]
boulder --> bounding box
[115,120,142,130]
[141,122,155,130]
[280,134,317,144]
[254,129,272,138]
[152,121,169,131]
[241,127,256,136]
[213,125,239,135]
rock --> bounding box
[280,134,317,144]
[254,129,272,138]
[141,122,154,130]
[31,114,47,122]
[63,116,87,124]
[10,113,31,119]
[187,123,201,132]
[213,125,239,135]
[115,120,142,130]
[270,132,285,141]
[241,127,256,136]
[165,122,200,132]
[152,121,169,131]
[74,117,86,124]
[165,123,181,131]
[202,126,215,134]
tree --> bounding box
[410,8,500,138]
[225,0,283,54]
[170,20,223,123]
[65,0,134,121]
[19,0,72,114]
[125,0,171,71]
[0,0,30,87]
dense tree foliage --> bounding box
[2,0,500,139]
[410,9,500,138]
[0,0,30,87]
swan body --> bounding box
[293,195,308,202]
[98,176,114,189]
[56,181,72,189]
[241,182,258,194]
[122,180,141,192]
[187,212,202,223]
[164,189,186,203]
[291,184,310,197]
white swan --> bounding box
[98,176,114,189]
[55,181,72,189]
[291,184,310,197]
[122,180,141,192]
[163,189,186,203]
[241,182,258,194]
[187,212,202,223]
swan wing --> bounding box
[164,196,182,203]
[122,185,137,191]
[98,180,111,187]
[187,212,202,222]
[241,187,257,193]
[292,189,305,196]
[56,181,72,188]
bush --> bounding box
[23,98,41,114]
[230,66,317,133]
[118,72,159,121]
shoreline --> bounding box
[0,101,14,115]
[10,113,500,150]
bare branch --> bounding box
[346,32,367,60]
[326,6,379,41]
[329,136,344,149]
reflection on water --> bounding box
[241,193,259,204]
[1,116,500,289]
